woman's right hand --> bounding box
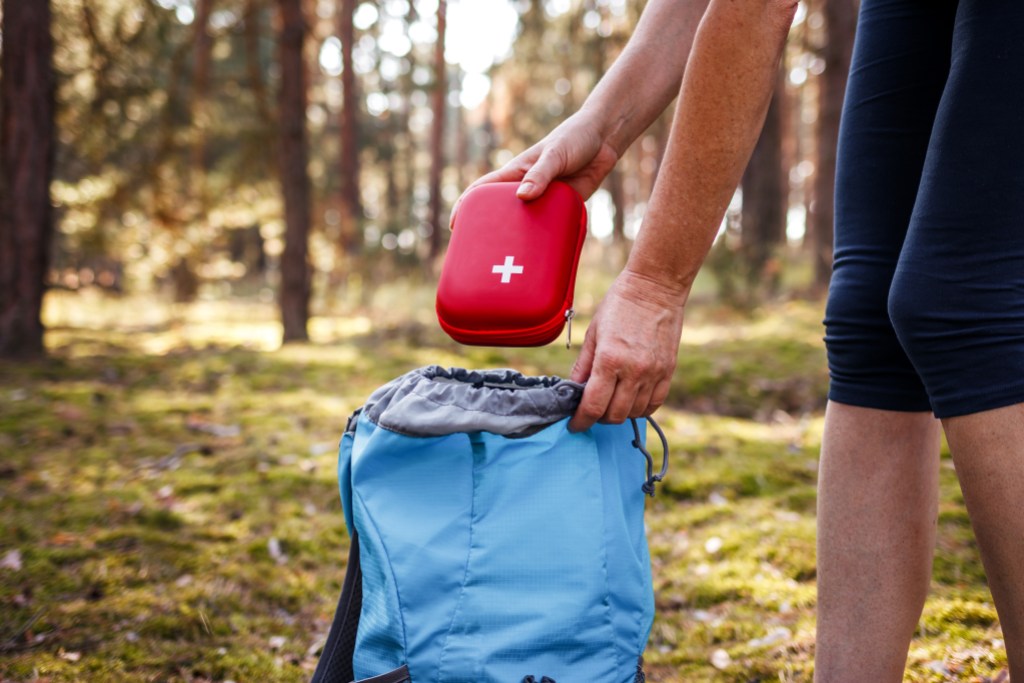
[452,110,620,222]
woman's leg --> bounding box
[944,407,1024,675]
[886,0,1024,674]
[817,0,957,679]
[816,402,941,682]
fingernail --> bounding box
[517,181,534,197]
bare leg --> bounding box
[944,403,1024,676]
[814,401,941,683]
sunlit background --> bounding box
[20,0,840,335]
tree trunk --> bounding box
[276,0,312,342]
[245,0,274,128]
[0,0,55,358]
[190,0,215,182]
[740,65,787,295]
[171,0,216,303]
[811,0,857,293]
[608,165,626,245]
[454,90,468,192]
[427,0,447,260]
[338,0,362,252]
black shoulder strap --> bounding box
[311,532,362,683]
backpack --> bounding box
[311,366,668,683]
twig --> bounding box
[0,609,45,652]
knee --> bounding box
[886,267,944,366]
[824,266,931,411]
[824,269,898,364]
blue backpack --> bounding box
[312,366,668,683]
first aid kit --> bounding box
[436,181,587,347]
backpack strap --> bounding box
[311,532,363,683]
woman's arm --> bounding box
[568,0,798,431]
[459,0,711,204]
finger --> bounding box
[643,378,672,417]
[629,383,654,419]
[452,153,540,228]
[569,368,615,433]
[570,325,597,383]
[517,146,567,200]
[470,161,532,188]
[603,379,640,424]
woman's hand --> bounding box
[452,111,619,223]
[568,269,687,432]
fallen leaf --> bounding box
[306,636,327,658]
[708,491,728,506]
[1,549,22,571]
[309,442,335,456]
[747,627,792,649]
[49,532,79,546]
[268,635,287,650]
[54,404,86,421]
[268,537,288,565]
[185,415,241,438]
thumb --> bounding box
[517,146,565,200]
[570,324,596,383]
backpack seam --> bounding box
[352,487,411,671]
[435,436,481,682]
[591,430,625,680]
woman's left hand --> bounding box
[568,268,687,432]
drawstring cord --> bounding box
[630,417,669,496]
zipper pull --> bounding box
[565,308,575,349]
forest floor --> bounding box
[0,290,1009,682]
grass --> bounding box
[0,290,1008,682]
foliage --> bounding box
[0,293,1009,682]
[28,0,843,304]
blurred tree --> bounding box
[338,0,362,251]
[191,0,215,193]
[245,0,274,127]
[810,0,856,293]
[170,0,215,302]
[427,0,447,260]
[0,0,55,358]
[740,65,788,296]
[276,0,312,341]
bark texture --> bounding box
[276,0,312,342]
[0,0,56,358]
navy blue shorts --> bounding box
[823,0,1024,418]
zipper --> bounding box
[439,300,574,347]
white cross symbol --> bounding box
[491,255,524,284]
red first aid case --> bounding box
[436,180,588,347]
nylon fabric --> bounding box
[362,366,584,438]
[825,0,1024,417]
[333,366,654,683]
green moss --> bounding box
[922,599,999,631]
[0,296,1007,682]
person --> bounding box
[458,0,1024,680]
